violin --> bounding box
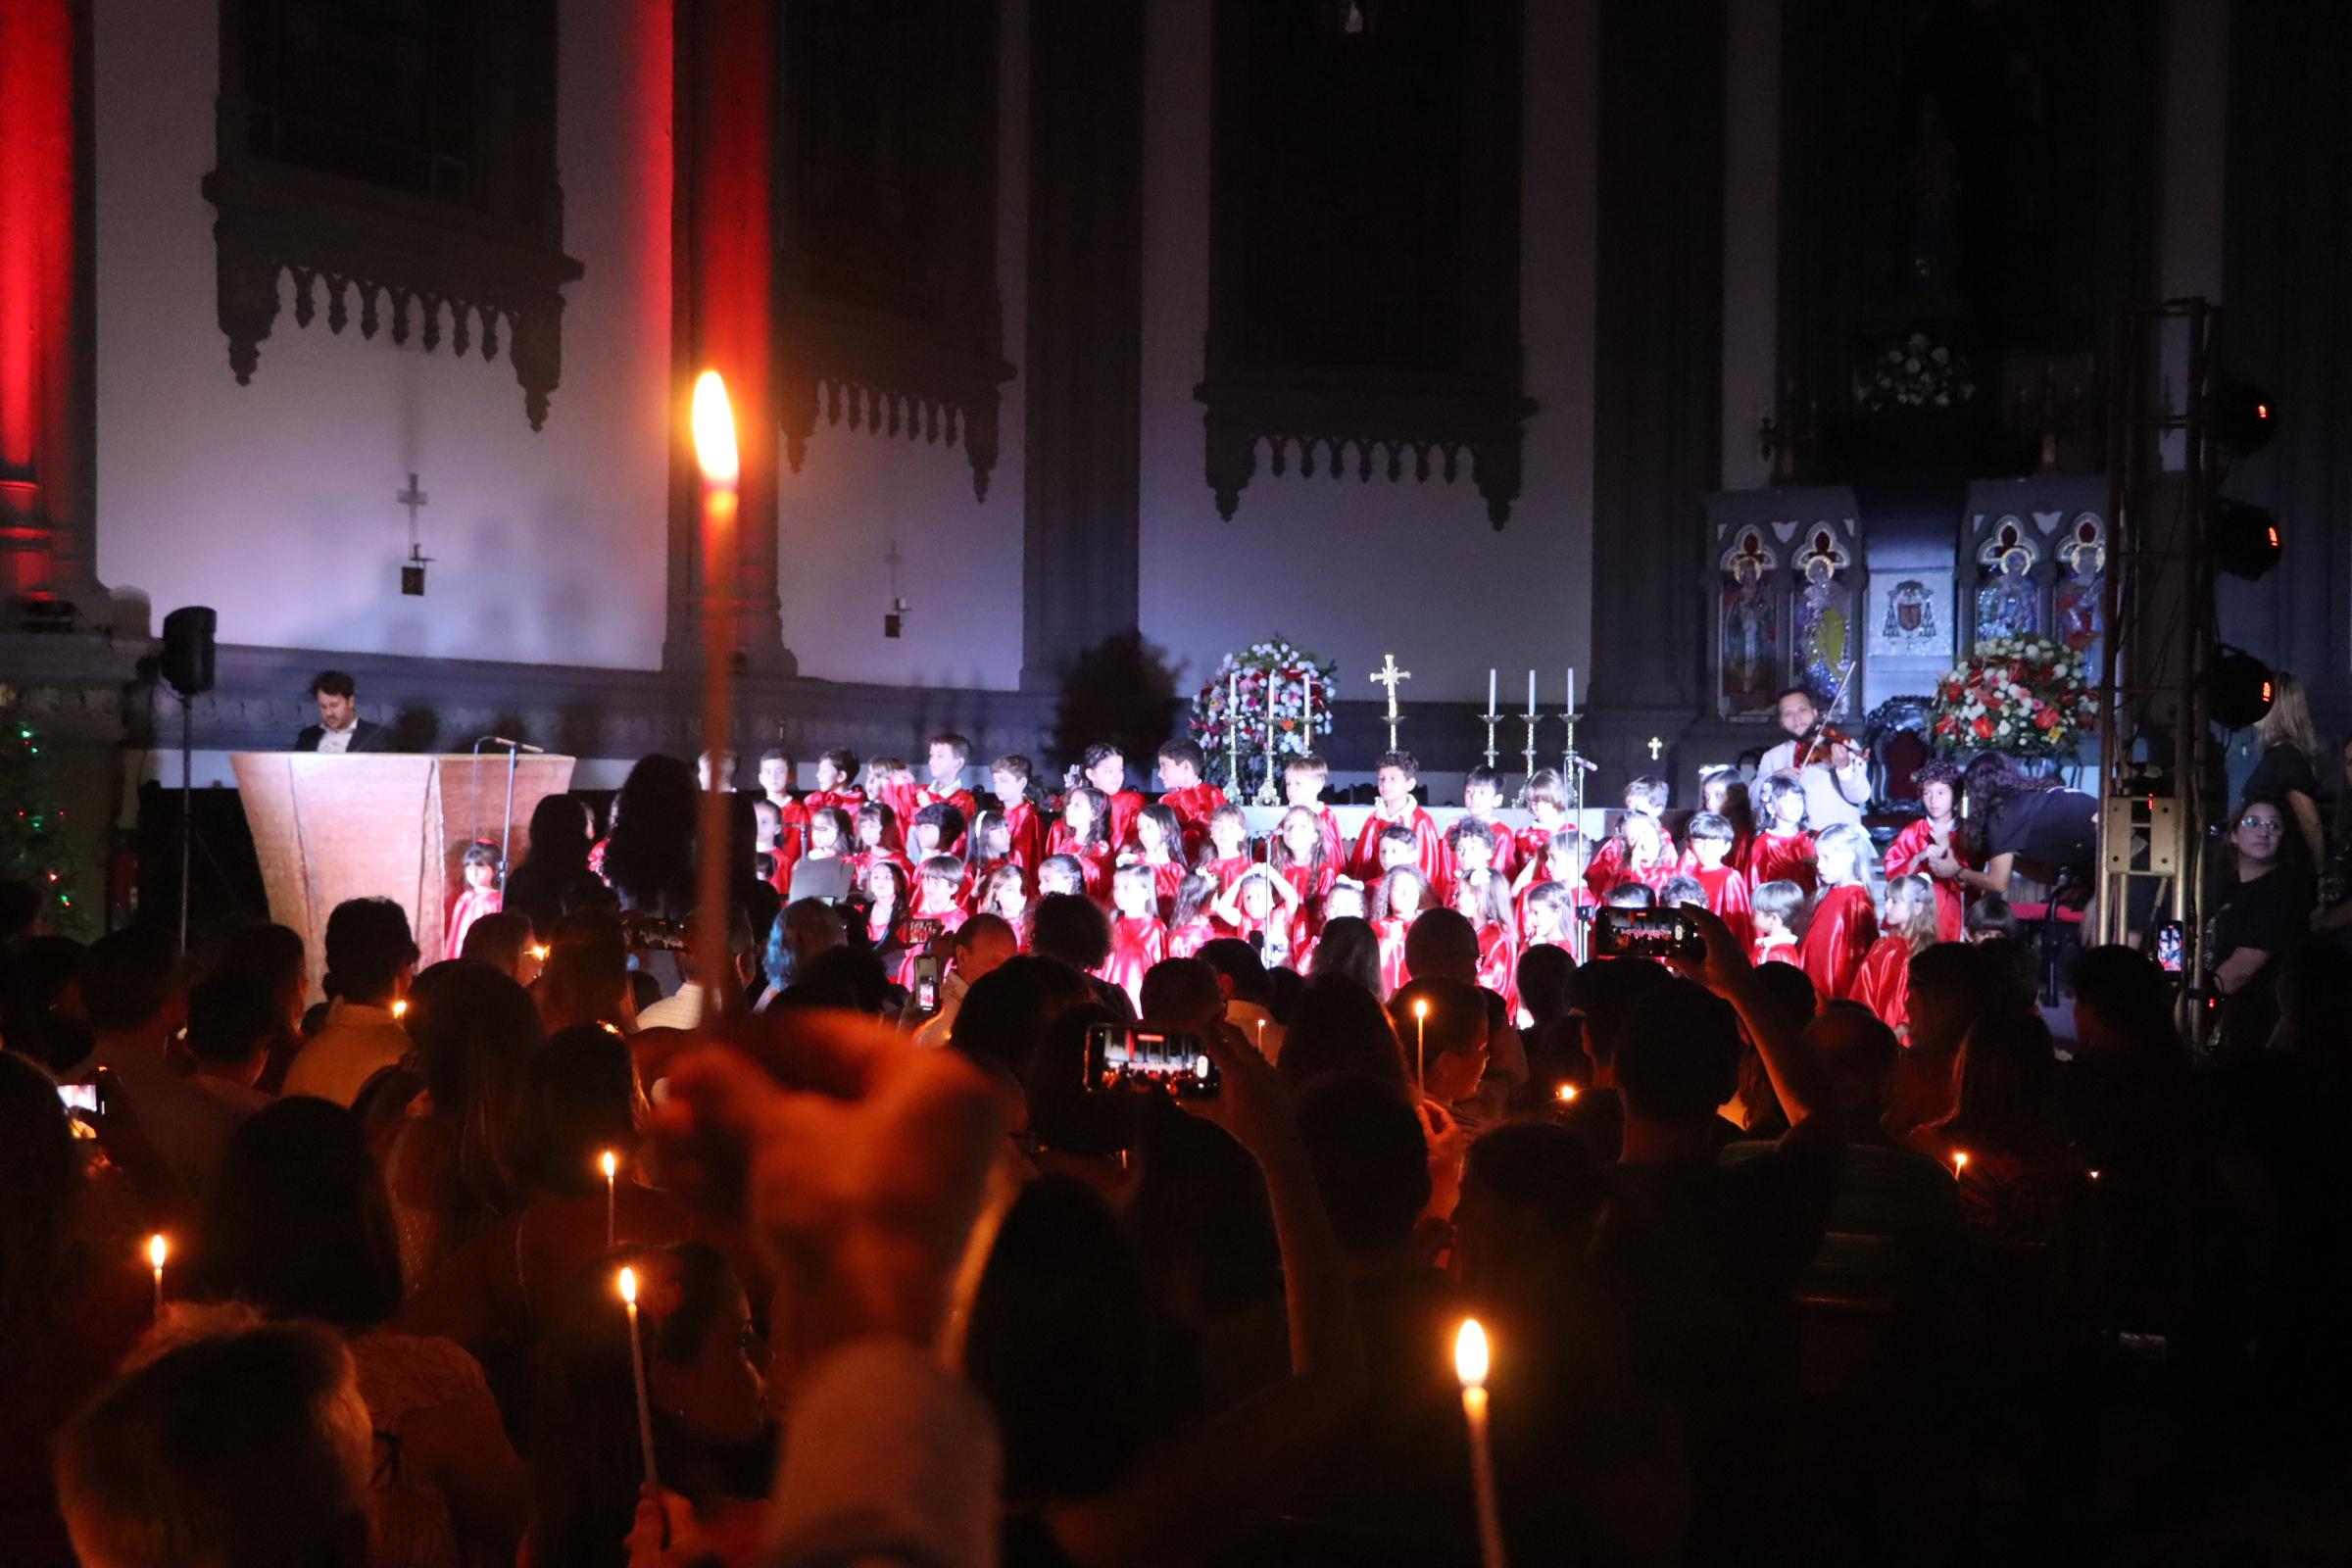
[1795,722,1857,768]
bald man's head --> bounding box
[956,913,1020,984]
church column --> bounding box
[1719,0,1779,491]
[1018,0,1144,693]
[666,0,793,676]
[0,0,99,616]
[1586,0,1726,791]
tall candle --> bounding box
[1488,667,1497,714]
[1414,998,1429,1093]
[1526,669,1536,715]
[1230,670,1241,744]
[1567,667,1576,715]
[618,1266,661,1490]
[691,370,741,1025]
[1454,1319,1507,1568]
[601,1150,619,1247]
[147,1233,169,1321]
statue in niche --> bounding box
[2054,514,2105,664]
[1975,543,2040,645]
[1719,535,1781,718]
[1791,526,1856,703]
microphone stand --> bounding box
[470,736,538,891]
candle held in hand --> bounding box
[601,1150,619,1247]
[618,1266,661,1490]
[691,370,742,1023]
[1453,1318,1507,1568]
[1413,998,1430,1094]
[148,1233,169,1320]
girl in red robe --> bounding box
[1515,769,1572,873]
[1165,871,1220,959]
[1798,824,1880,1001]
[1267,807,1337,933]
[1747,771,1819,897]
[1451,871,1522,1016]
[445,843,503,960]
[862,860,912,974]
[975,864,1030,941]
[1881,760,1972,944]
[988,757,1048,873]
[1587,811,1673,898]
[849,802,912,887]
[1077,744,1146,850]
[1046,786,1115,903]
[802,807,854,882]
[1210,864,1305,964]
[1281,756,1347,869]
[1851,873,1937,1038]
[1682,811,1755,948]
[1131,804,1190,919]
[1098,864,1168,1012]
[1696,765,1756,873]
[1520,880,1579,958]
[966,810,1015,893]
[1037,854,1090,904]
[1371,865,1432,1000]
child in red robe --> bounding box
[849,803,911,886]
[1587,777,1678,891]
[974,864,1030,937]
[1371,865,1432,999]
[1283,754,1347,870]
[1266,806,1336,937]
[1197,806,1256,895]
[1519,880,1579,958]
[1682,811,1755,948]
[1696,765,1756,873]
[1153,739,1229,862]
[1459,766,1520,879]
[1046,786,1115,903]
[910,856,971,935]
[861,859,911,956]
[802,748,864,816]
[445,843,502,960]
[913,733,980,854]
[908,802,967,871]
[1881,760,1972,944]
[1078,744,1147,851]
[802,806,853,873]
[1514,769,1572,872]
[1798,824,1879,1001]
[1450,872,1521,1016]
[1350,751,1450,888]
[1131,804,1190,919]
[966,810,1015,894]
[1851,872,1937,1038]
[987,754,1049,876]
[757,748,808,884]
[1037,854,1090,904]
[1750,880,1806,967]
[862,758,920,841]
[1212,866,1307,971]
[1747,770,1819,897]
[1164,871,1220,959]
[1097,865,1168,1012]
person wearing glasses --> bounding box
[2207,797,2312,1053]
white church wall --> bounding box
[771,0,1030,693]
[92,0,675,671]
[1135,0,1596,711]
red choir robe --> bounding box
[913,782,980,852]
[1166,917,1217,961]
[445,886,501,962]
[1199,854,1256,898]
[1849,934,1915,1035]
[1474,923,1518,1015]
[1747,830,1819,898]
[1752,933,1803,968]
[1586,826,1679,898]
[1374,913,1417,1000]
[1105,789,1147,851]
[764,798,809,893]
[1309,804,1347,870]
[1458,814,1520,880]
[1224,904,1306,971]
[998,799,1049,874]
[872,778,921,838]
[1688,864,1755,949]
[1046,823,1115,899]
[1141,858,1188,921]
[1799,883,1879,1002]
[1350,806,1450,888]
[1514,818,1567,872]
[1272,859,1337,932]
[1096,915,1165,1012]
[1882,817,1972,944]
[1158,782,1230,862]
[804,786,866,817]
[848,847,914,899]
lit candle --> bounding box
[1952,1150,1970,1181]
[1567,667,1576,715]
[1488,667,1497,714]
[601,1150,619,1247]
[1413,998,1430,1093]
[692,370,742,1024]
[530,944,550,961]
[1555,1083,1578,1103]
[617,1266,661,1490]
[1525,669,1536,715]
[147,1233,169,1321]
[1454,1318,1507,1568]
[391,1000,408,1022]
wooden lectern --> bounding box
[231,753,578,998]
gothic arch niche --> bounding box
[774,0,1014,501]
[1196,0,1534,528]
[202,0,584,428]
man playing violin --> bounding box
[1756,684,1872,831]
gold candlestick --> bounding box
[1369,653,1411,754]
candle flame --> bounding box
[1952,1151,1970,1177]
[1454,1318,1490,1389]
[1556,1083,1579,1102]
[1414,999,1430,1020]
[530,944,550,960]
[691,370,739,485]
[391,1000,408,1021]
[617,1266,638,1305]
[147,1233,169,1270]
[601,1150,618,1181]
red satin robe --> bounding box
[1752,933,1803,968]
[1586,828,1679,898]
[1106,789,1147,852]
[1158,782,1229,861]
[1199,855,1256,898]
[1166,917,1217,960]
[847,846,913,891]
[1882,818,1972,944]
[1141,858,1188,921]
[1222,905,1305,972]
[764,798,809,893]
[999,799,1049,874]
[1309,805,1347,870]
[1474,923,1518,1014]
[804,786,866,817]
[1849,934,1914,1034]
[1374,913,1417,999]
[913,782,979,852]
[1799,883,1879,1002]
[873,778,921,837]
[1351,806,1450,888]
[445,886,501,962]
[1689,864,1755,949]
[1459,813,1520,879]
[1097,915,1167,1012]
[1514,818,1567,871]
[1747,831,1819,898]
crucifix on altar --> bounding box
[397,471,433,596]
[1369,654,1410,752]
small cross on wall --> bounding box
[1646,736,1664,761]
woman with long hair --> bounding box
[2244,671,2325,868]
[601,755,699,919]
[1938,752,2098,899]
[501,794,597,941]
[1909,1008,2083,1245]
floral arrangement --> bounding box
[1189,638,1339,795]
[1854,331,1977,413]
[1931,634,2098,760]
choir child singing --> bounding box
[1798,822,1880,1001]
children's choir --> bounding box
[744,733,1975,1033]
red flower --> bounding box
[1973,715,1995,740]
[2035,707,2062,730]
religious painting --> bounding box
[2053,513,2106,670]
[1972,517,2043,647]
[1868,573,1950,659]
[1717,527,1782,719]
[1199,0,1532,526]
[1792,526,1858,704]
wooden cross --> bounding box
[1369,654,1410,752]
[1647,736,1664,761]
[396,472,429,531]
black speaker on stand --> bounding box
[160,607,217,951]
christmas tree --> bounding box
[0,690,84,934]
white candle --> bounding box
[148,1233,169,1321]
[1567,667,1576,715]
[1525,669,1536,715]
[618,1267,661,1490]
[1488,667,1497,714]
[1414,999,1429,1093]
[1454,1319,1507,1568]
[601,1150,619,1247]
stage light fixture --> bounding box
[2210,381,2275,455]
[2207,644,2276,729]
[2212,500,2281,580]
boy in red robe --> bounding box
[1153,739,1229,862]
[757,748,808,885]
[1586,776,1678,891]
[1460,766,1519,879]
[1746,770,1819,897]
[1350,751,1449,887]
[1284,754,1348,870]
[1696,765,1755,873]
[1798,824,1878,1001]
[1098,864,1169,1011]
[1750,880,1806,967]
[1881,760,1971,944]
[804,748,866,816]
[1197,806,1257,894]
[988,754,1049,876]
[1682,811,1755,948]
[913,732,980,854]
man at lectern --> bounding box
[293,670,393,755]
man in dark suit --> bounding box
[293,669,393,754]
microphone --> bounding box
[483,736,546,754]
